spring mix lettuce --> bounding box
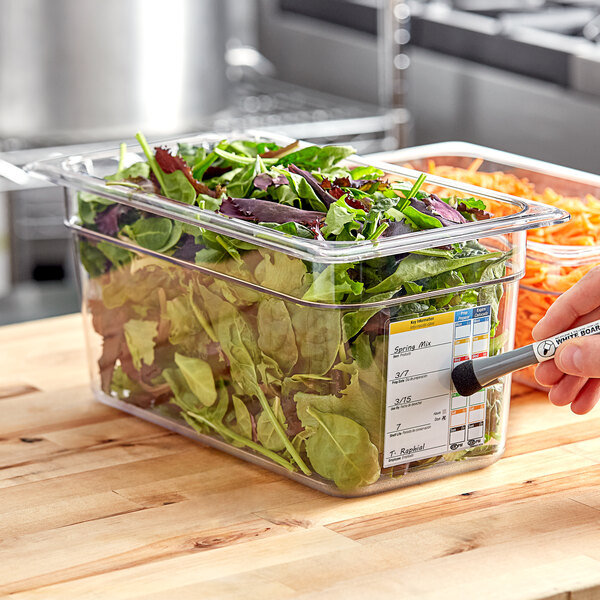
[77,135,508,491]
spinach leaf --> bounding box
[350,332,374,370]
[254,249,310,297]
[96,241,133,268]
[158,221,183,253]
[257,397,287,451]
[163,367,204,414]
[411,248,454,258]
[225,140,278,157]
[304,408,380,491]
[257,298,298,374]
[232,395,253,440]
[277,145,355,170]
[79,241,107,277]
[367,252,503,294]
[289,304,341,376]
[257,353,284,387]
[161,170,196,205]
[267,182,302,208]
[214,147,276,167]
[174,352,217,406]
[303,264,364,303]
[122,217,174,251]
[342,291,395,342]
[105,162,150,182]
[165,369,295,471]
[195,247,227,265]
[425,270,466,308]
[402,204,443,230]
[181,393,296,472]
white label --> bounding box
[532,320,600,362]
[383,306,492,467]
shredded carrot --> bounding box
[414,159,600,388]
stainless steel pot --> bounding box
[0,0,228,143]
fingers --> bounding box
[534,360,563,387]
[554,336,600,378]
[532,267,600,340]
[569,306,600,332]
[548,374,588,407]
[570,379,600,414]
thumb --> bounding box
[554,336,600,378]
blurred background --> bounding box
[1,0,600,324]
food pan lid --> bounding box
[26,131,569,264]
[370,141,600,260]
[369,141,600,190]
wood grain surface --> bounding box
[1,314,600,600]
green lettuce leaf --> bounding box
[161,170,196,204]
[123,319,158,370]
[105,162,150,182]
[303,264,363,303]
[256,397,287,451]
[257,298,298,374]
[367,252,503,294]
[277,145,355,170]
[174,353,217,407]
[232,395,253,439]
[289,304,341,376]
[254,249,311,297]
[122,217,182,252]
[304,408,380,491]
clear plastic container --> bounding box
[29,132,567,496]
[370,142,600,390]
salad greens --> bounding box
[78,135,508,493]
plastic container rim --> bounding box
[71,223,523,309]
[26,131,569,264]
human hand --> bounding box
[533,267,600,414]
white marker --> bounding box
[452,319,600,397]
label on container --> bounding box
[383,306,491,467]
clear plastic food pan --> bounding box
[370,142,600,391]
[29,132,567,496]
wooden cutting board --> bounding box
[1,314,600,600]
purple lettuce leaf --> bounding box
[382,220,414,238]
[287,164,338,208]
[457,202,492,220]
[95,204,127,236]
[253,172,289,191]
[172,234,200,261]
[220,197,326,225]
[203,165,232,180]
[409,194,467,227]
[424,194,467,225]
[331,177,380,190]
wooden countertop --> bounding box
[1,314,600,600]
